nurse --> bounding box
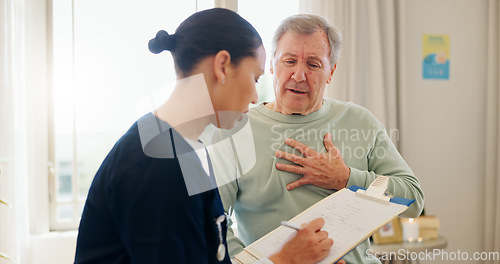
[75,8,334,264]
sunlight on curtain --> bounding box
[0,0,30,263]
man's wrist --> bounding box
[332,166,350,190]
[342,166,351,188]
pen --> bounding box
[280,221,302,231]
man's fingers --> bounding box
[275,162,305,175]
[323,133,335,153]
[275,151,306,166]
[285,138,315,157]
[286,177,309,191]
[324,133,343,160]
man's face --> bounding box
[270,30,335,115]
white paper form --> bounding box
[245,188,408,264]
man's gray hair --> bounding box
[271,14,342,67]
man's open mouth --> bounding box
[288,88,307,94]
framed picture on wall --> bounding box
[372,217,403,244]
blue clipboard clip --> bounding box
[350,177,416,207]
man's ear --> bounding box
[213,50,231,84]
[326,63,337,84]
[269,59,274,75]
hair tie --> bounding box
[148,30,177,54]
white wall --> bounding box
[400,0,488,262]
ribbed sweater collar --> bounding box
[253,99,332,124]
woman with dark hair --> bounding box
[74,8,334,264]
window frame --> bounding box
[47,0,218,231]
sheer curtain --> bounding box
[0,0,30,263]
[484,0,500,262]
[298,0,400,147]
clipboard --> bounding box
[234,176,415,264]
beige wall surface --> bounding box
[400,0,489,263]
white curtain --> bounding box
[0,0,30,263]
[299,0,400,147]
[484,0,500,262]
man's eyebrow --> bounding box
[307,55,322,61]
[281,52,324,62]
[281,52,297,58]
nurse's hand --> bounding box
[268,218,342,264]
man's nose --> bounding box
[291,64,306,82]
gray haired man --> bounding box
[214,14,424,264]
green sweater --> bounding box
[212,99,424,264]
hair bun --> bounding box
[148,30,176,54]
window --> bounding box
[49,0,213,230]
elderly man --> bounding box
[213,14,424,264]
